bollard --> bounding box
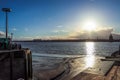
[10,52,14,80]
[119,45,120,55]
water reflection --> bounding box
[85,42,95,68]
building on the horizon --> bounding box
[109,34,113,41]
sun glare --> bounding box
[85,42,95,68]
[83,20,97,31]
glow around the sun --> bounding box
[83,20,97,31]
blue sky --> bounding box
[0,0,120,40]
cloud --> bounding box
[35,36,41,39]
[0,31,5,36]
[40,35,68,40]
[52,30,68,33]
[112,33,120,39]
[68,26,120,39]
[25,28,28,31]
[12,28,17,31]
[56,25,63,28]
[90,0,95,1]
[14,36,33,40]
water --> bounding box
[16,42,120,56]
[16,42,120,79]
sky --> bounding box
[0,0,120,40]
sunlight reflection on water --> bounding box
[85,42,95,68]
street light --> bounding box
[2,8,12,38]
[11,33,13,41]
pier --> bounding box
[0,48,32,80]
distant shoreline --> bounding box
[13,39,120,42]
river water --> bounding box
[16,42,120,56]
[16,42,120,79]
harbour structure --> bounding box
[109,34,113,41]
[0,49,32,80]
[0,8,32,80]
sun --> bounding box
[83,20,97,31]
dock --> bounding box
[0,49,32,80]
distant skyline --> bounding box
[0,0,120,40]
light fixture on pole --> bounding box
[11,33,13,41]
[2,8,12,38]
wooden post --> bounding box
[10,51,14,80]
[119,45,120,55]
[24,52,28,80]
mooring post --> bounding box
[10,51,14,80]
[119,45,120,55]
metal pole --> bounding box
[11,33,13,41]
[2,8,11,39]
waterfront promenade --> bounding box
[33,54,120,80]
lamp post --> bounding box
[11,33,13,41]
[2,8,12,39]
[2,8,13,80]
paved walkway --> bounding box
[56,56,120,80]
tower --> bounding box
[109,34,113,41]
